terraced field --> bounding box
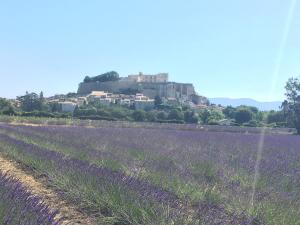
[0,122,299,224]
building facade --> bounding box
[126,72,168,83]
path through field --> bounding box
[0,154,96,225]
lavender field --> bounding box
[0,172,58,225]
[0,122,299,225]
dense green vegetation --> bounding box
[83,71,120,83]
[0,94,291,128]
[282,77,300,134]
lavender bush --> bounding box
[0,172,59,225]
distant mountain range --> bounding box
[209,98,282,111]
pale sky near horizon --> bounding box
[0,0,299,101]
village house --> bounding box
[87,91,114,106]
[76,97,87,106]
[134,93,154,110]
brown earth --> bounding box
[0,154,97,225]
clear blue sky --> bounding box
[0,0,299,101]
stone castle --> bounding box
[77,72,206,104]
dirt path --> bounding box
[0,155,97,225]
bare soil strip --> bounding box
[0,155,97,225]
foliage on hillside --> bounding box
[83,71,120,83]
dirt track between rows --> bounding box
[0,154,97,225]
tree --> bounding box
[267,110,286,124]
[154,96,163,106]
[39,91,44,101]
[84,76,92,83]
[168,109,184,121]
[157,111,168,120]
[83,71,120,83]
[247,106,259,114]
[146,111,157,122]
[17,92,43,112]
[205,109,224,125]
[223,106,236,119]
[209,109,224,121]
[66,92,77,98]
[184,111,199,124]
[235,108,253,124]
[2,105,16,115]
[49,102,62,112]
[0,98,10,110]
[132,110,146,122]
[199,109,211,124]
[0,98,16,116]
[282,77,300,134]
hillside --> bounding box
[209,97,282,111]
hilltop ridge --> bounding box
[78,72,207,105]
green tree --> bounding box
[2,106,17,115]
[206,109,224,125]
[235,108,253,124]
[132,110,146,122]
[84,71,120,83]
[73,106,97,117]
[154,96,163,106]
[17,92,43,112]
[222,106,236,119]
[83,76,92,83]
[39,91,44,101]
[156,111,168,120]
[0,98,10,110]
[168,109,184,121]
[146,111,157,122]
[267,110,286,124]
[110,107,129,120]
[199,109,211,124]
[49,102,62,112]
[66,92,77,98]
[282,77,300,133]
[184,111,199,124]
[247,106,259,114]
[209,110,224,120]
[0,98,17,116]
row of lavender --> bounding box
[0,124,254,224]
[3,123,299,196]
[0,123,300,224]
[0,132,188,224]
[0,172,59,225]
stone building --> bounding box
[125,72,168,83]
[77,73,207,105]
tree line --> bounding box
[83,71,120,83]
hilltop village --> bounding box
[2,71,282,127]
[48,71,209,112]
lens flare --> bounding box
[250,0,297,209]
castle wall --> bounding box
[127,73,168,83]
[78,80,196,99]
